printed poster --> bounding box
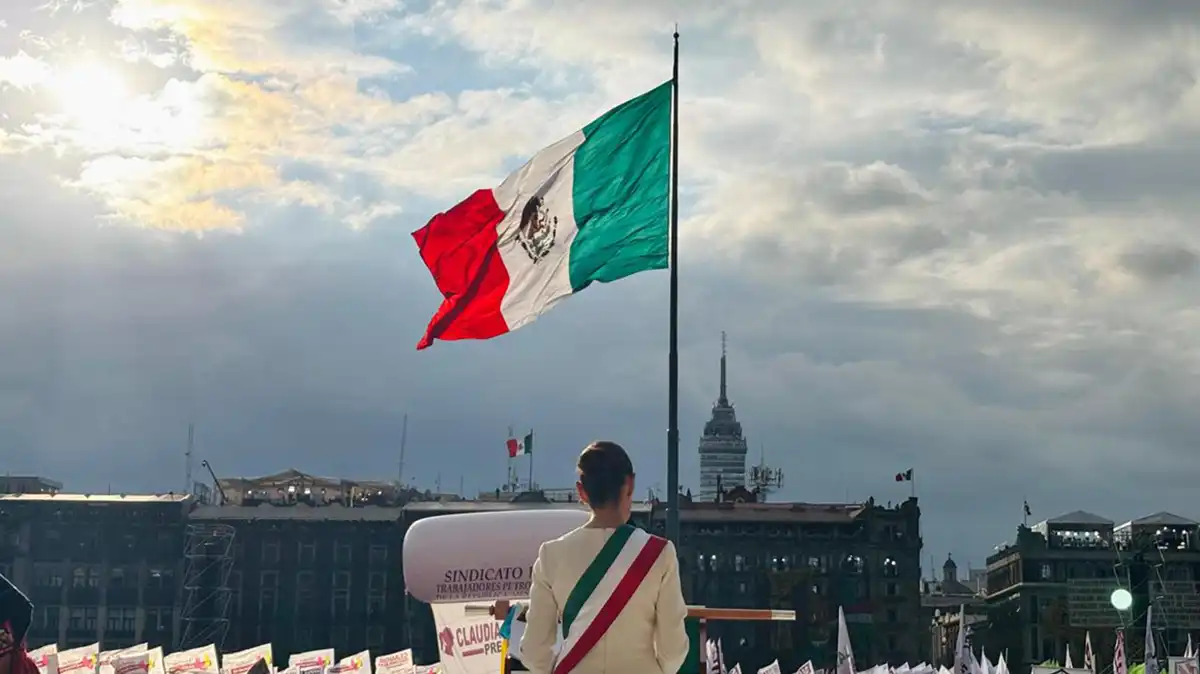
[430,603,503,674]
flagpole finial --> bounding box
[673,23,679,40]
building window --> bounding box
[843,555,864,574]
[107,607,136,633]
[333,571,351,590]
[260,586,278,619]
[367,593,386,617]
[262,541,281,564]
[260,571,279,617]
[146,607,171,632]
[40,605,61,631]
[72,567,87,588]
[886,608,898,623]
[83,607,98,630]
[882,557,899,577]
[366,626,384,649]
[148,568,174,590]
[109,567,128,589]
[35,564,63,588]
[335,543,353,565]
[369,544,387,565]
[734,555,745,572]
[368,572,386,592]
[299,541,317,565]
[332,590,350,620]
[296,571,316,615]
[887,583,898,597]
[1040,563,1052,580]
[229,571,243,615]
[332,626,350,649]
[68,608,85,631]
[887,634,898,651]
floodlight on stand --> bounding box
[1110,588,1133,611]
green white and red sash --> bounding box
[553,525,668,674]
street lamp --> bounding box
[1110,588,1133,611]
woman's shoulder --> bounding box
[543,525,675,559]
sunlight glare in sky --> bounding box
[45,61,208,158]
[52,62,129,123]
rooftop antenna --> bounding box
[184,423,195,494]
[748,440,783,502]
[398,413,408,487]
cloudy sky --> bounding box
[3,0,1199,570]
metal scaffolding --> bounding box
[179,523,236,650]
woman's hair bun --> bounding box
[577,440,634,508]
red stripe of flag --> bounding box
[412,189,510,350]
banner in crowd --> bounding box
[221,644,273,674]
[26,644,437,674]
[164,644,219,674]
[430,603,503,674]
[1170,658,1199,674]
[113,646,165,674]
[330,650,371,674]
[289,649,334,674]
[58,644,100,674]
[374,649,414,674]
[29,643,58,674]
[99,644,148,674]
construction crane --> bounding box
[200,460,227,505]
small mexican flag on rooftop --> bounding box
[506,431,532,458]
[412,81,672,349]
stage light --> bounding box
[1110,588,1133,611]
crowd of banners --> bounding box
[951,604,1197,674]
[702,605,1200,674]
[23,642,444,674]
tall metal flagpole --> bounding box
[665,27,682,546]
[527,429,534,489]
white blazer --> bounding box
[518,525,690,674]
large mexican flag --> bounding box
[413,81,672,349]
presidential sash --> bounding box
[553,525,668,674]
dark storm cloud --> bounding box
[1118,244,1199,282]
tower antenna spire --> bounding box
[719,331,728,405]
